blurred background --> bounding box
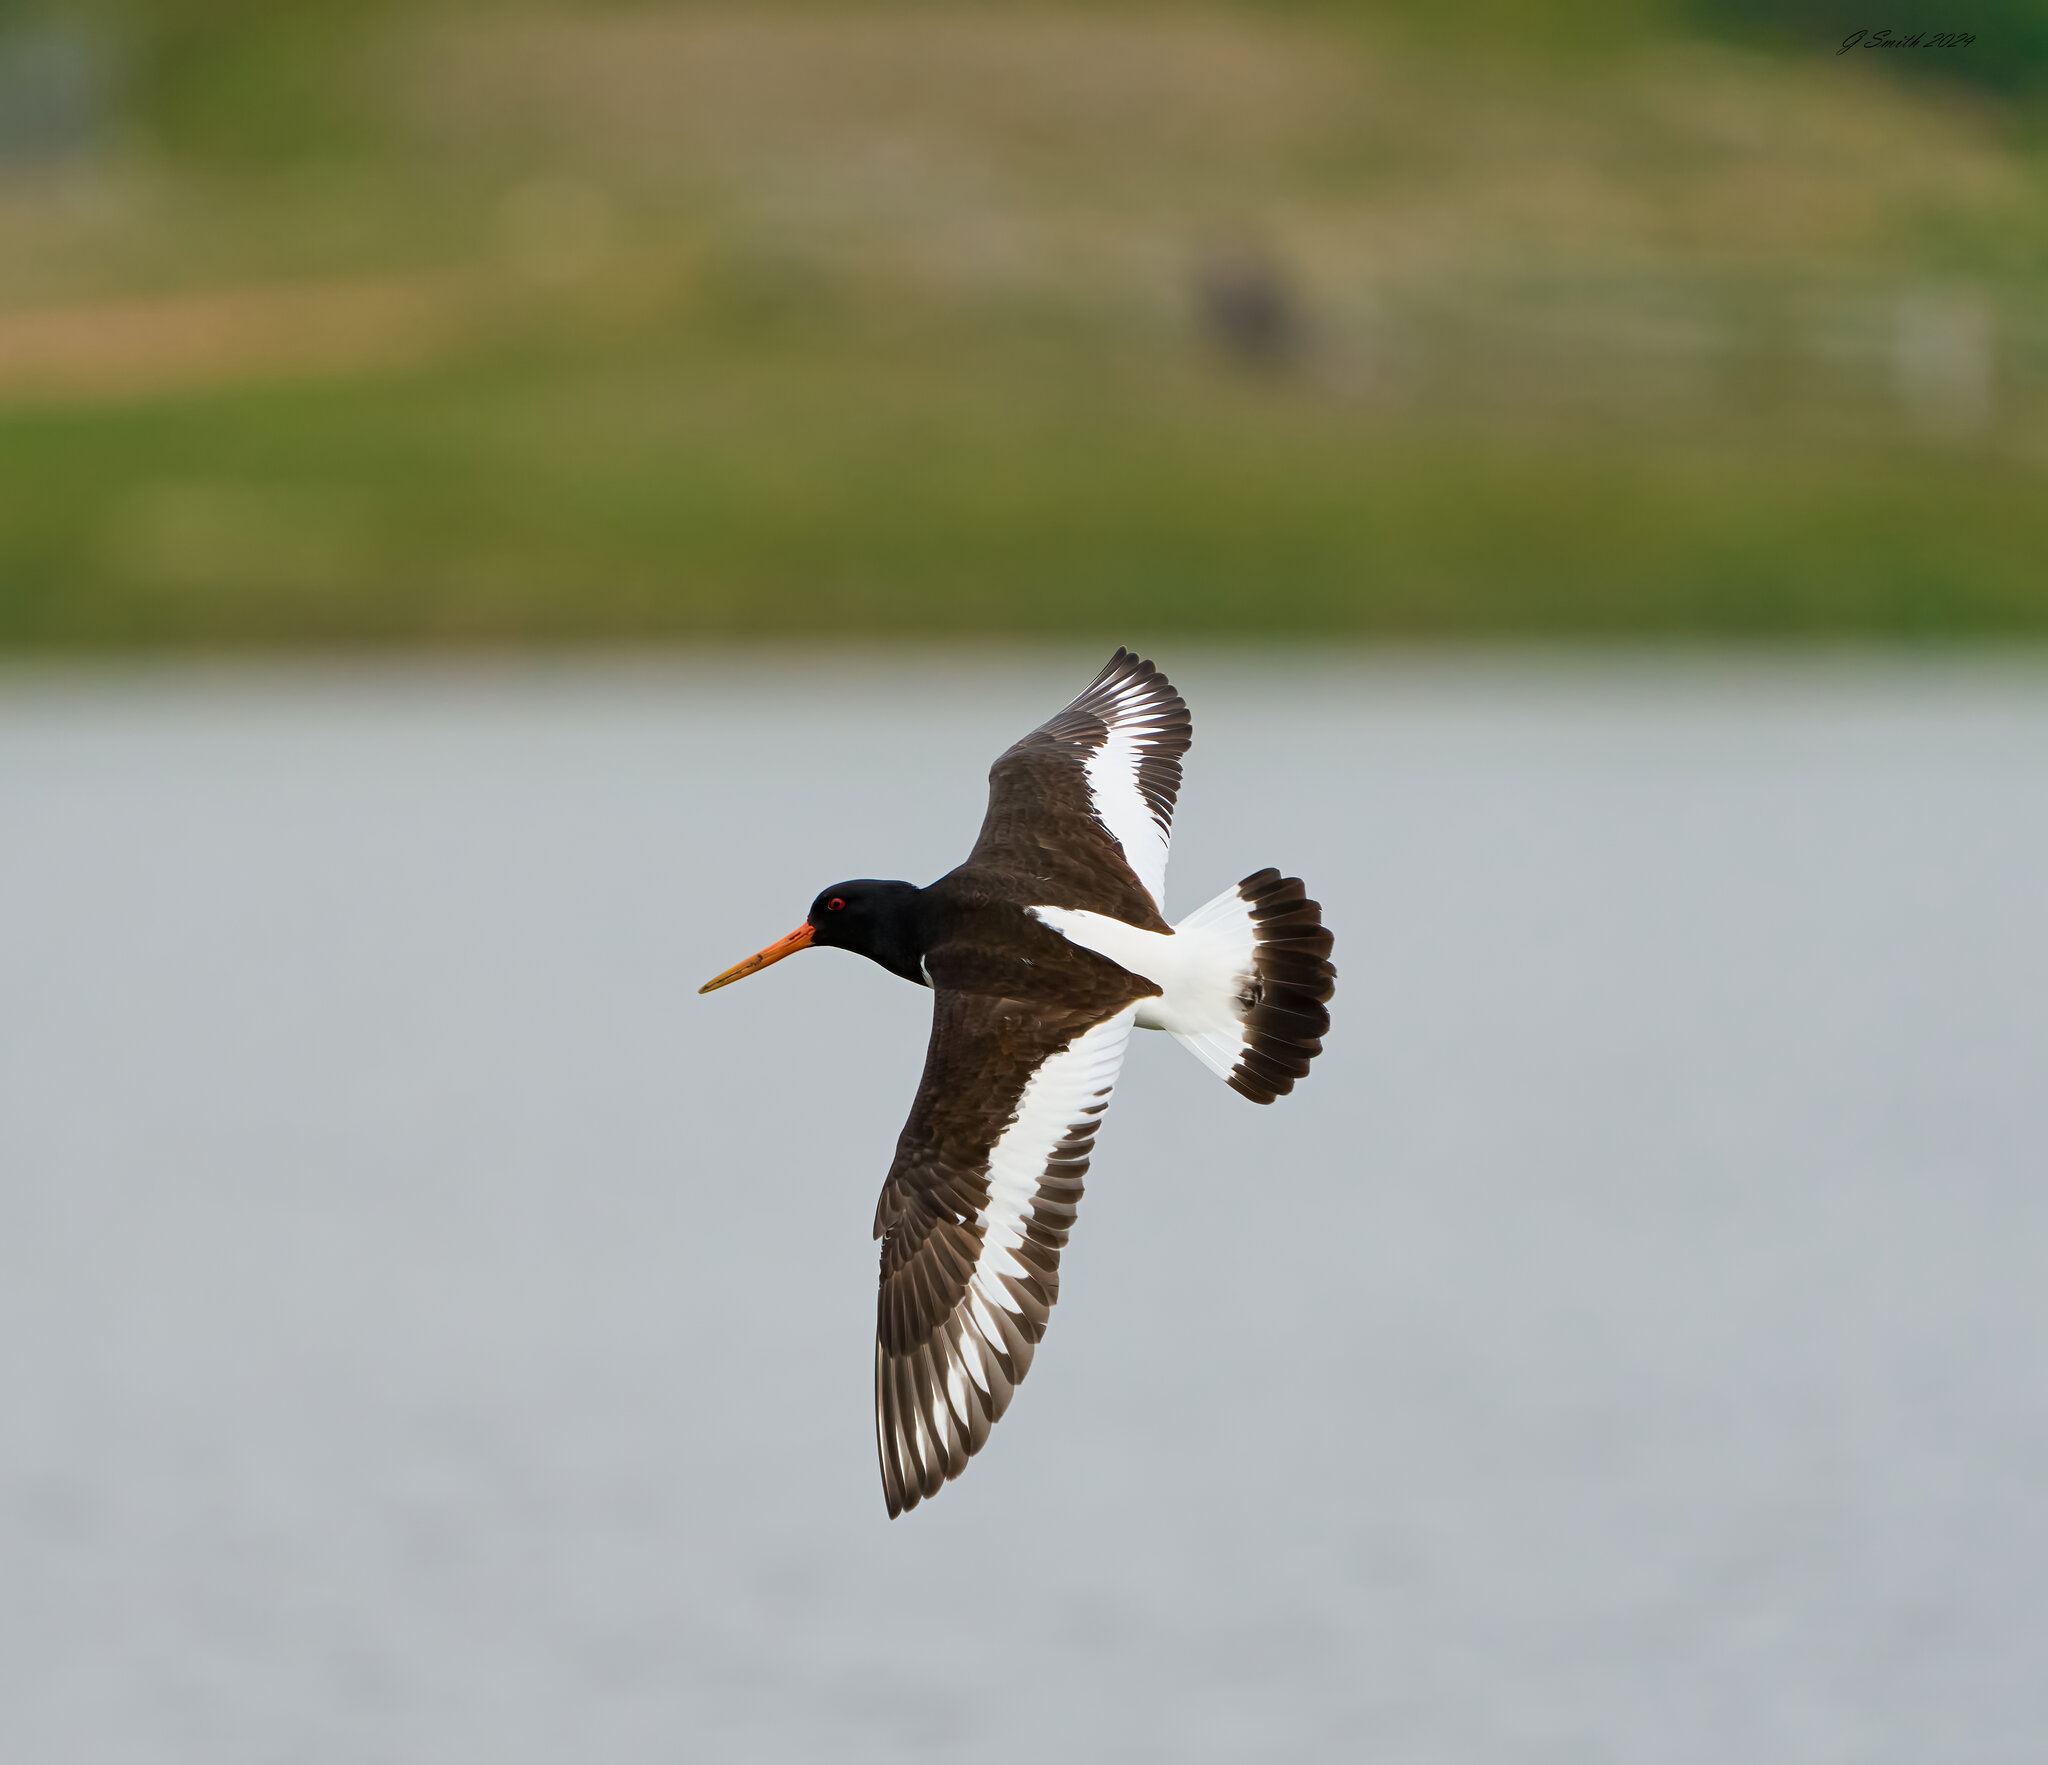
[1,0,2045,644]
[7,7,2048,1764]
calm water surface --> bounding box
[3,654,2046,1763]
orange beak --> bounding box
[698,922,816,994]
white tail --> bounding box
[1029,871,1335,1103]
[1156,880,1262,1081]
[1164,870,1335,1104]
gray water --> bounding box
[3,653,2046,1764]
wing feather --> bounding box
[969,649,1191,926]
[872,991,1139,1517]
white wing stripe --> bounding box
[968,1286,1006,1347]
[945,1355,971,1429]
[1080,687,1179,912]
[966,1005,1137,1316]
[959,1325,993,1394]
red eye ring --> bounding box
[827,897,845,911]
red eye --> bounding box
[828,897,845,911]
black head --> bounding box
[806,879,927,984]
[807,879,919,954]
[699,878,927,994]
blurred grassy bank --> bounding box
[2,1,2046,645]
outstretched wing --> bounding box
[872,989,1140,1518]
[969,649,1191,929]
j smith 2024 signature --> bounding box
[1839,28,1977,52]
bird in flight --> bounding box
[700,650,1335,1516]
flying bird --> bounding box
[699,650,1335,1516]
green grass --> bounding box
[6,309,2045,646]
[5,1,2046,645]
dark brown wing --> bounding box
[967,649,1191,931]
[872,987,1143,1517]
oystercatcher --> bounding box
[700,650,1335,1516]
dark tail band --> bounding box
[1230,869,1336,1105]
